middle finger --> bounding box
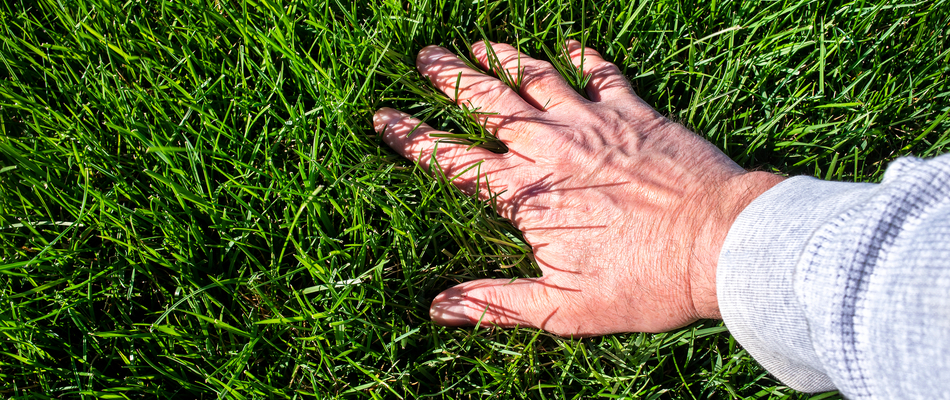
[417,45,543,145]
[472,41,588,112]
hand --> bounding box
[374,40,784,336]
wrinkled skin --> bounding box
[374,41,784,336]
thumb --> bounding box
[429,277,570,332]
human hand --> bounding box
[374,40,784,336]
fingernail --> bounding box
[416,45,445,66]
[430,292,472,326]
[373,108,397,133]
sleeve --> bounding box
[717,154,950,399]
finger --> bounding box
[472,41,586,112]
[565,40,637,103]
[416,45,542,143]
[374,107,511,198]
[429,277,582,336]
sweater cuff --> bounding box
[717,175,876,392]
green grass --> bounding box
[0,0,947,398]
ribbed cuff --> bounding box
[717,175,876,392]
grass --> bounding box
[0,0,947,398]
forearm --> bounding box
[718,154,950,397]
[718,176,876,391]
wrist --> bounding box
[690,170,786,320]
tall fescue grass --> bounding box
[0,0,946,398]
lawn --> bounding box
[0,0,947,398]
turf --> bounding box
[0,0,947,398]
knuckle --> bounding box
[531,59,555,71]
[591,61,620,76]
[473,290,514,325]
[569,47,598,61]
[521,68,563,92]
[433,144,463,165]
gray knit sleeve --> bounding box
[718,154,950,398]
